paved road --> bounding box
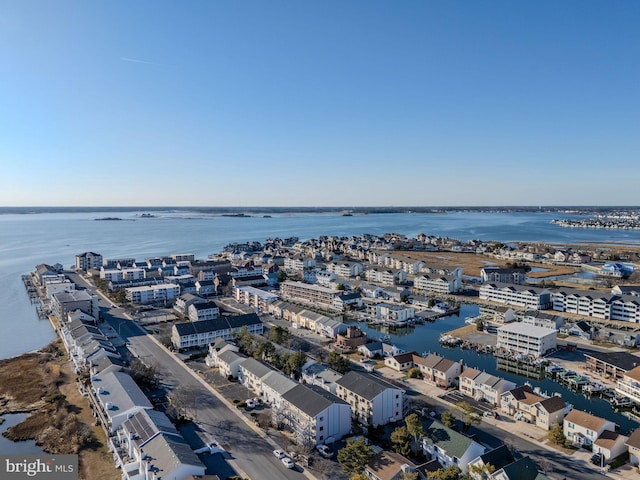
[69,273,310,480]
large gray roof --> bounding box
[93,371,152,413]
[142,433,204,477]
[240,358,274,378]
[422,419,478,459]
[262,371,298,396]
[281,384,347,417]
[336,371,399,400]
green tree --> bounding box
[233,325,256,356]
[286,351,307,379]
[269,325,291,344]
[390,425,411,456]
[456,401,481,431]
[336,283,346,291]
[405,413,424,452]
[337,438,374,475]
[548,423,566,445]
[427,465,462,480]
[129,359,158,389]
[441,410,455,428]
[112,289,126,304]
[476,318,484,331]
[407,367,422,379]
[255,340,276,361]
[328,350,351,374]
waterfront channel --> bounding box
[347,303,640,435]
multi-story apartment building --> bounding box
[413,274,461,294]
[520,310,565,330]
[496,323,556,357]
[615,365,640,404]
[480,267,527,285]
[75,251,103,271]
[366,303,415,323]
[234,285,279,313]
[51,290,98,322]
[171,313,263,349]
[187,301,220,322]
[125,284,180,304]
[335,371,405,427]
[280,281,342,310]
[278,384,351,446]
[552,290,640,323]
[479,283,551,310]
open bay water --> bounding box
[1,208,639,359]
[1,208,639,433]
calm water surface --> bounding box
[1,210,639,431]
[0,414,45,454]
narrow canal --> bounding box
[347,303,640,435]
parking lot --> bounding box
[440,390,496,417]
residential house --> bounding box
[490,456,549,480]
[563,409,617,447]
[174,294,206,316]
[365,451,427,480]
[384,351,418,372]
[615,364,640,404]
[625,429,640,466]
[466,445,515,480]
[461,371,516,406]
[413,353,461,388]
[421,419,485,472]
[336,326,368,352]
[592,430,628,464]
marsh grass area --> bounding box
[0,340,119,480]
[394,250,579,278]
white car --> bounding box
[246,399,255,409]
[316,444,332,458]
[282,457,295,469]
[273,449,285,459]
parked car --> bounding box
[282,457,295,469]
[316,445,332,458]
[193,440,225,455]
[273,449,285,459]
[246,399,255,409]
[591,453,604,465]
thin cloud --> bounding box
[120,57,167,67]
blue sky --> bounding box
[1,1,638,207]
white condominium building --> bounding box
[479,283,551,310]
[496,322,556,357]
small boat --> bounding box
[584,382,607,394]
[612,395,633,407]
[546,364,564,374]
